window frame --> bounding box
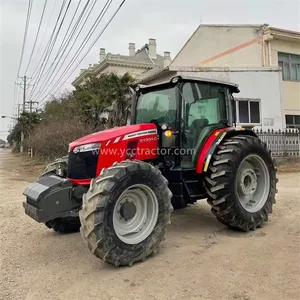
[278,52,300,82]
[181,82,228,130]
[235,98,261,126]
[135,86,178,126]
[285,114,300,128]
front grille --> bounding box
[67,151,99,179]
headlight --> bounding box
[73,142,101,154]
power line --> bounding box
[29,0,58,75]
[16,0,33,77]
[28,0,88,100]
[30,0,100,101]
[38,0,124,105]
[28,0,68,81]
[27,0,72,100]
[24,0,48,75]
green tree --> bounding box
[73,72,134,127]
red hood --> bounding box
[69,123,157,150]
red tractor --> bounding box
[23,76,277,267]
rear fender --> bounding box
[195,127,257,174]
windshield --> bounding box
[135,87,177,128]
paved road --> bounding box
[0,149,299,300]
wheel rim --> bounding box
[235,154,270,213]
[113,184,159,244]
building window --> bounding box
[278,52,300,81]
[235,99,261,125]
[285,115,300,128]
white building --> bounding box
[140,24,300,130]
[72,38,171,86]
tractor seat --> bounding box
[188,118,209,149]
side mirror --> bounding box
[129,86,137,124]
[125,105,131,126]
[231,97,236,124]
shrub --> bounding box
[30,115,94,160]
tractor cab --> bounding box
[132,76,239,168]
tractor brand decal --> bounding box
[123,129,158,141]
[139,136,158,143]
[113,137,121,143]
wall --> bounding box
[282,81,300,114]
[270,39,300,66]
[170,25,264,68]
[270,39,300,115]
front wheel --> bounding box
[205,135,277,231]
[79,160,173,267]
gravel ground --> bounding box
[0,149,299,300]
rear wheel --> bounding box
[79,160,173,266]
[205,135,277,231]
[41,156,81,234]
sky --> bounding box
[0,0,299,140]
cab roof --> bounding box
[137,75,240,93]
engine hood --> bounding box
[69,123,157,150]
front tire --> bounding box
[41,155,68,177]
[205,135,277,231]
[79,160,173,267]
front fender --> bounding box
[195,127,257,174]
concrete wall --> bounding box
[170,25,264,68]
[269,39,300,115]
[169,25,299,118]
[281,81,300,114]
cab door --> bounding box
[180,81,228,168]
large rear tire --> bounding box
[205,135,277,231]
[41,156,81,234]
[79,160,173,267]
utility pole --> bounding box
[27,100,39,113]
[16,76,34,153]
[17,104,22,119]
[23,75,27,113]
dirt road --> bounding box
[0,149,299,300]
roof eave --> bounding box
[265,27,300,42]
[71,60,157,86]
